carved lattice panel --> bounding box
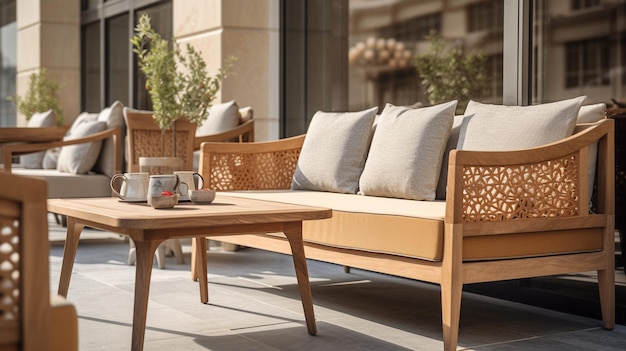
[0,208,20,326]
[133,130,193,167]
[207,149,301,190]
[462,154,579,222]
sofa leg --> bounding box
[598,268,616,330]
[343,266,351,273]
[440,280,463,351]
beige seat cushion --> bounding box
[12,168,111,198]
[219,190,603,262]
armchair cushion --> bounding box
[20,109,57,168]
[292,106,378,194]
[57,121,107,174]
[196,100,240,136]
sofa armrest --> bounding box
[193,119,255,149]
[446,118,614,227]
[2,127,122,174]
[198,134,305,190]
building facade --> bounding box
[1,0,625,139]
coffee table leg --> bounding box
[131,237,162,351]
[58,217,85,297]
[283,222,317,335]
[194,237,209,303]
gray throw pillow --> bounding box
[359,101,457,200]
[292,106,378,194]
[57,121,107,174]
[196,100,240,136]
[43,111,99,169]
[457,96,586,151]
[20,109,56,169]
[435,114,470,200]
[93,101,125,177]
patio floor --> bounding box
[48,215,626,350]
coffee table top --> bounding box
[48,195,332,230]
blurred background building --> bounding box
[0,0,624,138]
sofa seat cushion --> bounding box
[219,190,603,262]
[221,190,446,260]
[12,168,111,198]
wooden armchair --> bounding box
[123,108,197,172]
[0,172,78,351]
[123,108,197,268]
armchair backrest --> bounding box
[123,108,197,172]
[198,134,304,190]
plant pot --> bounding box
[139,156,184,175]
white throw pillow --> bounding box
[20,109,57,169]
[457,96,586,151]
[359,101,457,200]
[57,121,107,174]
[196,100,240,136]
[42,111,99,169]
[292,106,378,193]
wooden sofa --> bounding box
[1,101,124,199]
[195,118,615,351]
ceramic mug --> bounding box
[110,172,149,201]
[148,174,181,196]
[174,171,204,199]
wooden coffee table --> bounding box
[48,196,332,351]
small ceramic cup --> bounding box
[174,171,204,200]
[148,174,180,196]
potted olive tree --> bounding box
[131,13,234,171]
[10,67,64,125]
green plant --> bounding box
[414,32,488,113]
[131,13,235,156]
[9,67,64,125]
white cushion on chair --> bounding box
[196,100,240,136]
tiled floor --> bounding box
[48,216,626,350]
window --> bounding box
[379,13,442,42]
[467,0,503,33]
[565,38,609,88]
[81,0,171,111]
[82,22,101,112]
[0,0,15,126]
[486,53,503,100]
[571,0,601,10]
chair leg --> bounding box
[129,239,184,268]
[164,239,185,264]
